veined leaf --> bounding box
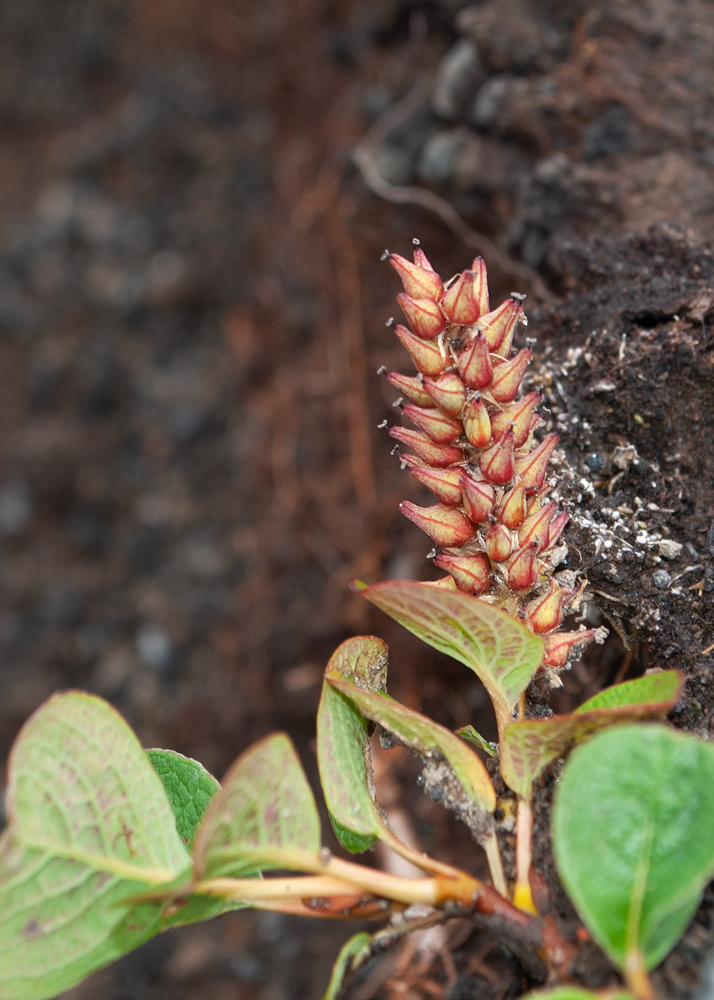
[553,724,714,972]
[193,732,321,879]
[0,692,190,1000]
[455,725,497,757]
[317,637,388,853]
[327,678,496,830]
[323,931,372,1000]
[500,671,683,799]
[147,749,220,849]
[358,580,543,736]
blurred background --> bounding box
[1,1,713,997]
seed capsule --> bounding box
[400,501,475,547]
[491,392,542,448]
[403,404,462,445]
[542,629,595,669]
[394,324,446,377]
[519,501,557,552]
[485,523,512,562]
[389,426,463,467]
[413,246,438,274]
[403,457,463,505]
[386,372,435,408]
[457,333,493,390]
[463,398,492,448]
[479,428,516,485]
[441,270,482,325]
[478,298,524,354]
[489,348,532,403]
[515,433,559,494]
[507,541,540,591]
[422,373,467,416]
[460,474,495,523]
[389,253,443,301]
[546,509,570,550]
[397,294,446,340]
[469,257,489,316]
[496,482,527,528]
[526,580,571,634]
[433,552,491,593]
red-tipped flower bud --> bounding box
[478,298,524,354]
[489,348,532,403]
[460,474,495,523]
[507,541,540,591]
[542,629,595,669]
[386,372,435,408]
[389,426,463,467]
[496,482,527,528]
[515,433,559,494]
[397,294,446,340]
[463,397,492,448]
[441,270,482,325]
[469,257,489,316]
[403,456,463,505]
[413,246,437,273]
[394,324,446,377]
[403,404,462,445]
[433,552,491,593]
[526,579,571,634]
[485,523,513,562]
[479,428,516,485]
[422,373,467,416]
[400,501,475,547]
[491,392,542,448]
[519,500,557,552]
[389,253,443,301]
[457,333,494,389]
[546,508,570,550]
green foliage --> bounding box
[147,749,220,849]
[357,580,543,735]
[500,671,683,798]
[322,932,372,1000]
[455,725,497,757]
[553,724,714,972]
[522,990,633,1000]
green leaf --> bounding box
[317,637,386,853]
[359,580,543,736]
[328,678,496,831]
[455,725,497,757]
[522,989,633,1000]
[323,931,372,1000]
[193,732,321,879]
[0,692,190,1000]
[147,749,220,849]
[500,670,683,799]
[553,724,714,972]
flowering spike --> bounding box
[469,257,489,315]
[441,270,482,325]
[433,552,491,593]
[496,482,527,528]
[397,294,446,340]
[491,392,543,448]
[460,474,495,523]
[485,523,513,562]
[457,333,494,390]
[526,580,571,634]
[389,253,443,301]
[479,428,516,485]
[542,629,596,668]
[546,509,570,550]
[422,373,467,416]
[402,404,462,445]
[386,372,435,408]
[463,398,492,448]
[403,456,463,505]
[489,348,532,403]
[478,298,524,353]
[389,426,462,467]
[400,501,475,547]
[515,433,559,494]
[507,541,539,591]
[394,324,446,377]
[519,500,557,552]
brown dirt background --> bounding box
[0,1,713,998]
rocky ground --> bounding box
[0,1,713,998]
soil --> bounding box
[0,2,713,999]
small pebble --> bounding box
[652,570,672,589]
